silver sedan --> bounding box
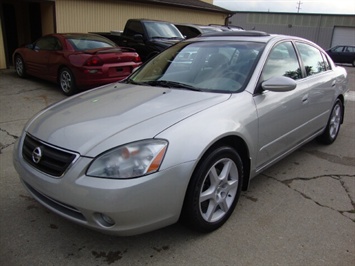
[13,31,348,236]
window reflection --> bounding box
[131,41,265,93]
[262,41,301,81]
[295,42,326,76]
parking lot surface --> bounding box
[1,66,354,265]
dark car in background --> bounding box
[175,23,223,39]
[94,19,184,62]
[13,33,142,95]
[326,45,355,67]
[175,23,244,39]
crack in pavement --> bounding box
[0,128,19,153]
[263,173,355,222]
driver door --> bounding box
[254,41,310,172]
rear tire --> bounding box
[181,146,243,232]
[59,67,77,96]
[15,55,27,78]
[317,99,343,144]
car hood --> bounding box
[26,83,230,156]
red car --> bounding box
[13,33,142,95]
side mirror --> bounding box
[261,76,297,92]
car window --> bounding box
[345,46,355,52]
[176,25,201,39]
[35,36,62,51]
[145,21,183,39]
[125,21,145,37]
[129,41,265,93]
[67,35,116,51]
[261,41,302,81]
[295,42,327,76]
[333,46,344,52]
[321,52,331,70]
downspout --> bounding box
[225,13,233,26]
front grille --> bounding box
[24,181,86,221]
[22,134,78,177]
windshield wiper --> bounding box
[145,80,202,91]
[126,79,202,91]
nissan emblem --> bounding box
[32,147,42,164]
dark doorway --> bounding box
[29,2,42,42]
[2,3,18,66]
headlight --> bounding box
[86,139,168,179]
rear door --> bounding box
[294,41,337,130]
[254,41,337,172]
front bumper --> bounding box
[13,136,194,236]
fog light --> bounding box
[96,213,115,227]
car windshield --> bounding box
[67,35,117,51]
[145,21,184,39]
[127,41,265,93]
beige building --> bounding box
[0,0,231,69]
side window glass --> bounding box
[53,37,62,50]
[125,21,144,37]
[333,46,344,52]
[346,46,354,53]
[321,53,331,70]
[295,42,326,76]
[261,41,302,81]
[35,38,48,50]
[35,37,61,51]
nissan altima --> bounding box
[13,31,348,236]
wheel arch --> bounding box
[191,135,251,192]
[13,52,22,64]
[337,95,345,124]
[179,134,251,229]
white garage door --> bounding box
[331,26,355,47]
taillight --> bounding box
[84,56,103,66]
[134,54,141,63]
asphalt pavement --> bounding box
[0,66,354,265]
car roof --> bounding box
[194,31,273,43]
[201,31,269,37]
[194,31,310,45]
[46,33,102,38]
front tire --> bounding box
[59,67,77,96]
[317,99,343,144]
[181,146,243,232]
[15,55,27,78]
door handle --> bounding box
[302,94,308,104]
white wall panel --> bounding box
[331,27,355,47]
